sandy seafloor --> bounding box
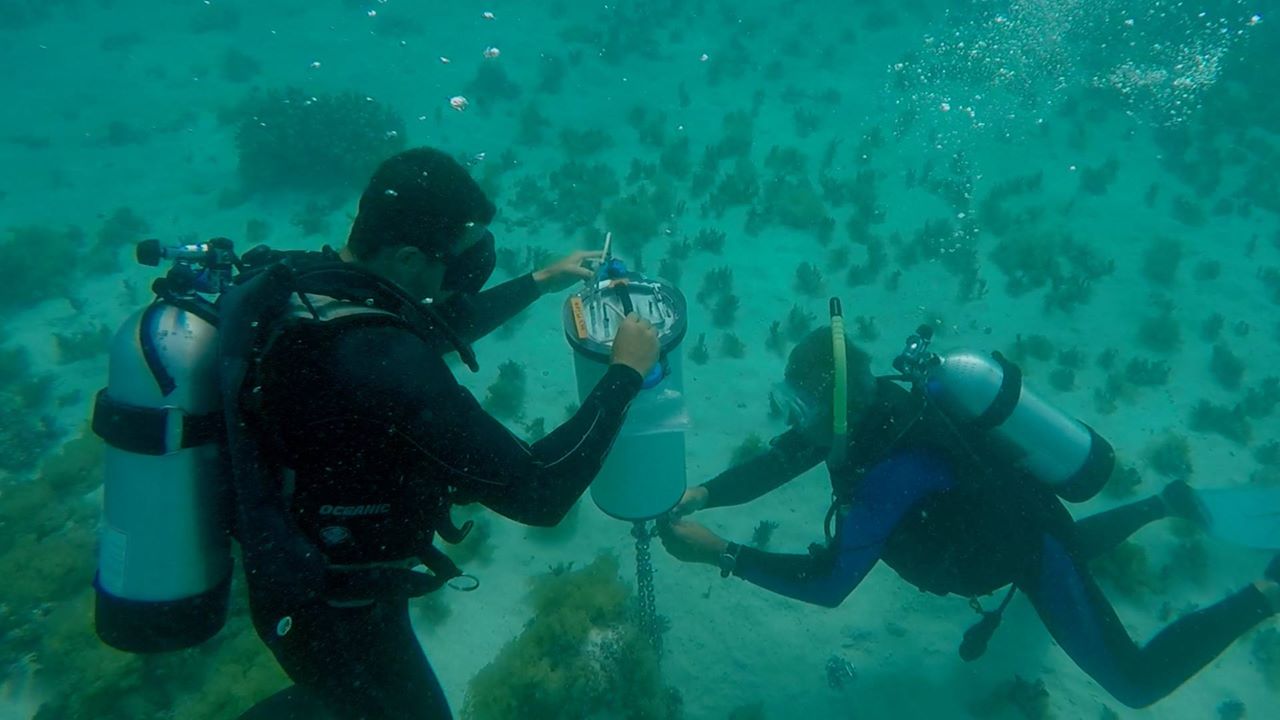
[1,1,1279,718]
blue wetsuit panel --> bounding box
[737,450,955,607]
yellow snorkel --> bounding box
[828,297,849,467]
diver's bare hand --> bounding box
[669,486,710,518]
[611,313,659,377]
[532,250,602,294]
[658,518,728,565]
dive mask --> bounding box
[772,380,825,431]
[441,228,497,296]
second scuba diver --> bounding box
[660,314,1280,709]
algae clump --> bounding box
[463,555,679,720]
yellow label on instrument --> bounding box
[570,296,589,339]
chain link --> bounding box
[632,521,662,656]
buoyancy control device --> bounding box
[891,324,1115,503]
[92,239,476,653]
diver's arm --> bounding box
[660,517,868,608]
[730,543,876,609]
[327,324,641,526]
[728,450,957,607]
[432,273,540,345]
[434,247,601,346]
[426,363,642,525]
[698,429,827,509]
[725,487,897,608]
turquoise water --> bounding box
[0,1,1277,718]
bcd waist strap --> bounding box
[323,545,470,603]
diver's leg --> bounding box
[251,600,377,719]
[1019,534,1274,708]
[256,598,452,720]
[1072,495,1167,560]
[236,685,338,720]
[361,597,453,719]
[1075,481,1203,561]
[1072,480,1206,560]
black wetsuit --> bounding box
[239,273,641,720]
[702,380,1274,708]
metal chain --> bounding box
[632,520,662,656]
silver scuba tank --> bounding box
[91,240,235,652]
[894,326,1114,503]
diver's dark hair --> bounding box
[785,327,876,415]
[347,147,496,260]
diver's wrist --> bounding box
[530,269,550,293]
[717,541,741,577]
[692,484,711,511]
[1256,580,1280,613]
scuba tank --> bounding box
[892,324,1115,503]
[91,238,488,654]
[887,323,1115,660]
[563,234,689,521]
[91,239,238,652]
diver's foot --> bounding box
[1161,481,1207,525]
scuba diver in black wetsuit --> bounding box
[658,312,1280,709]
[235,149,661,719]
[91,147,659,720]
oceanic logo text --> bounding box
[318,504,391,517]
